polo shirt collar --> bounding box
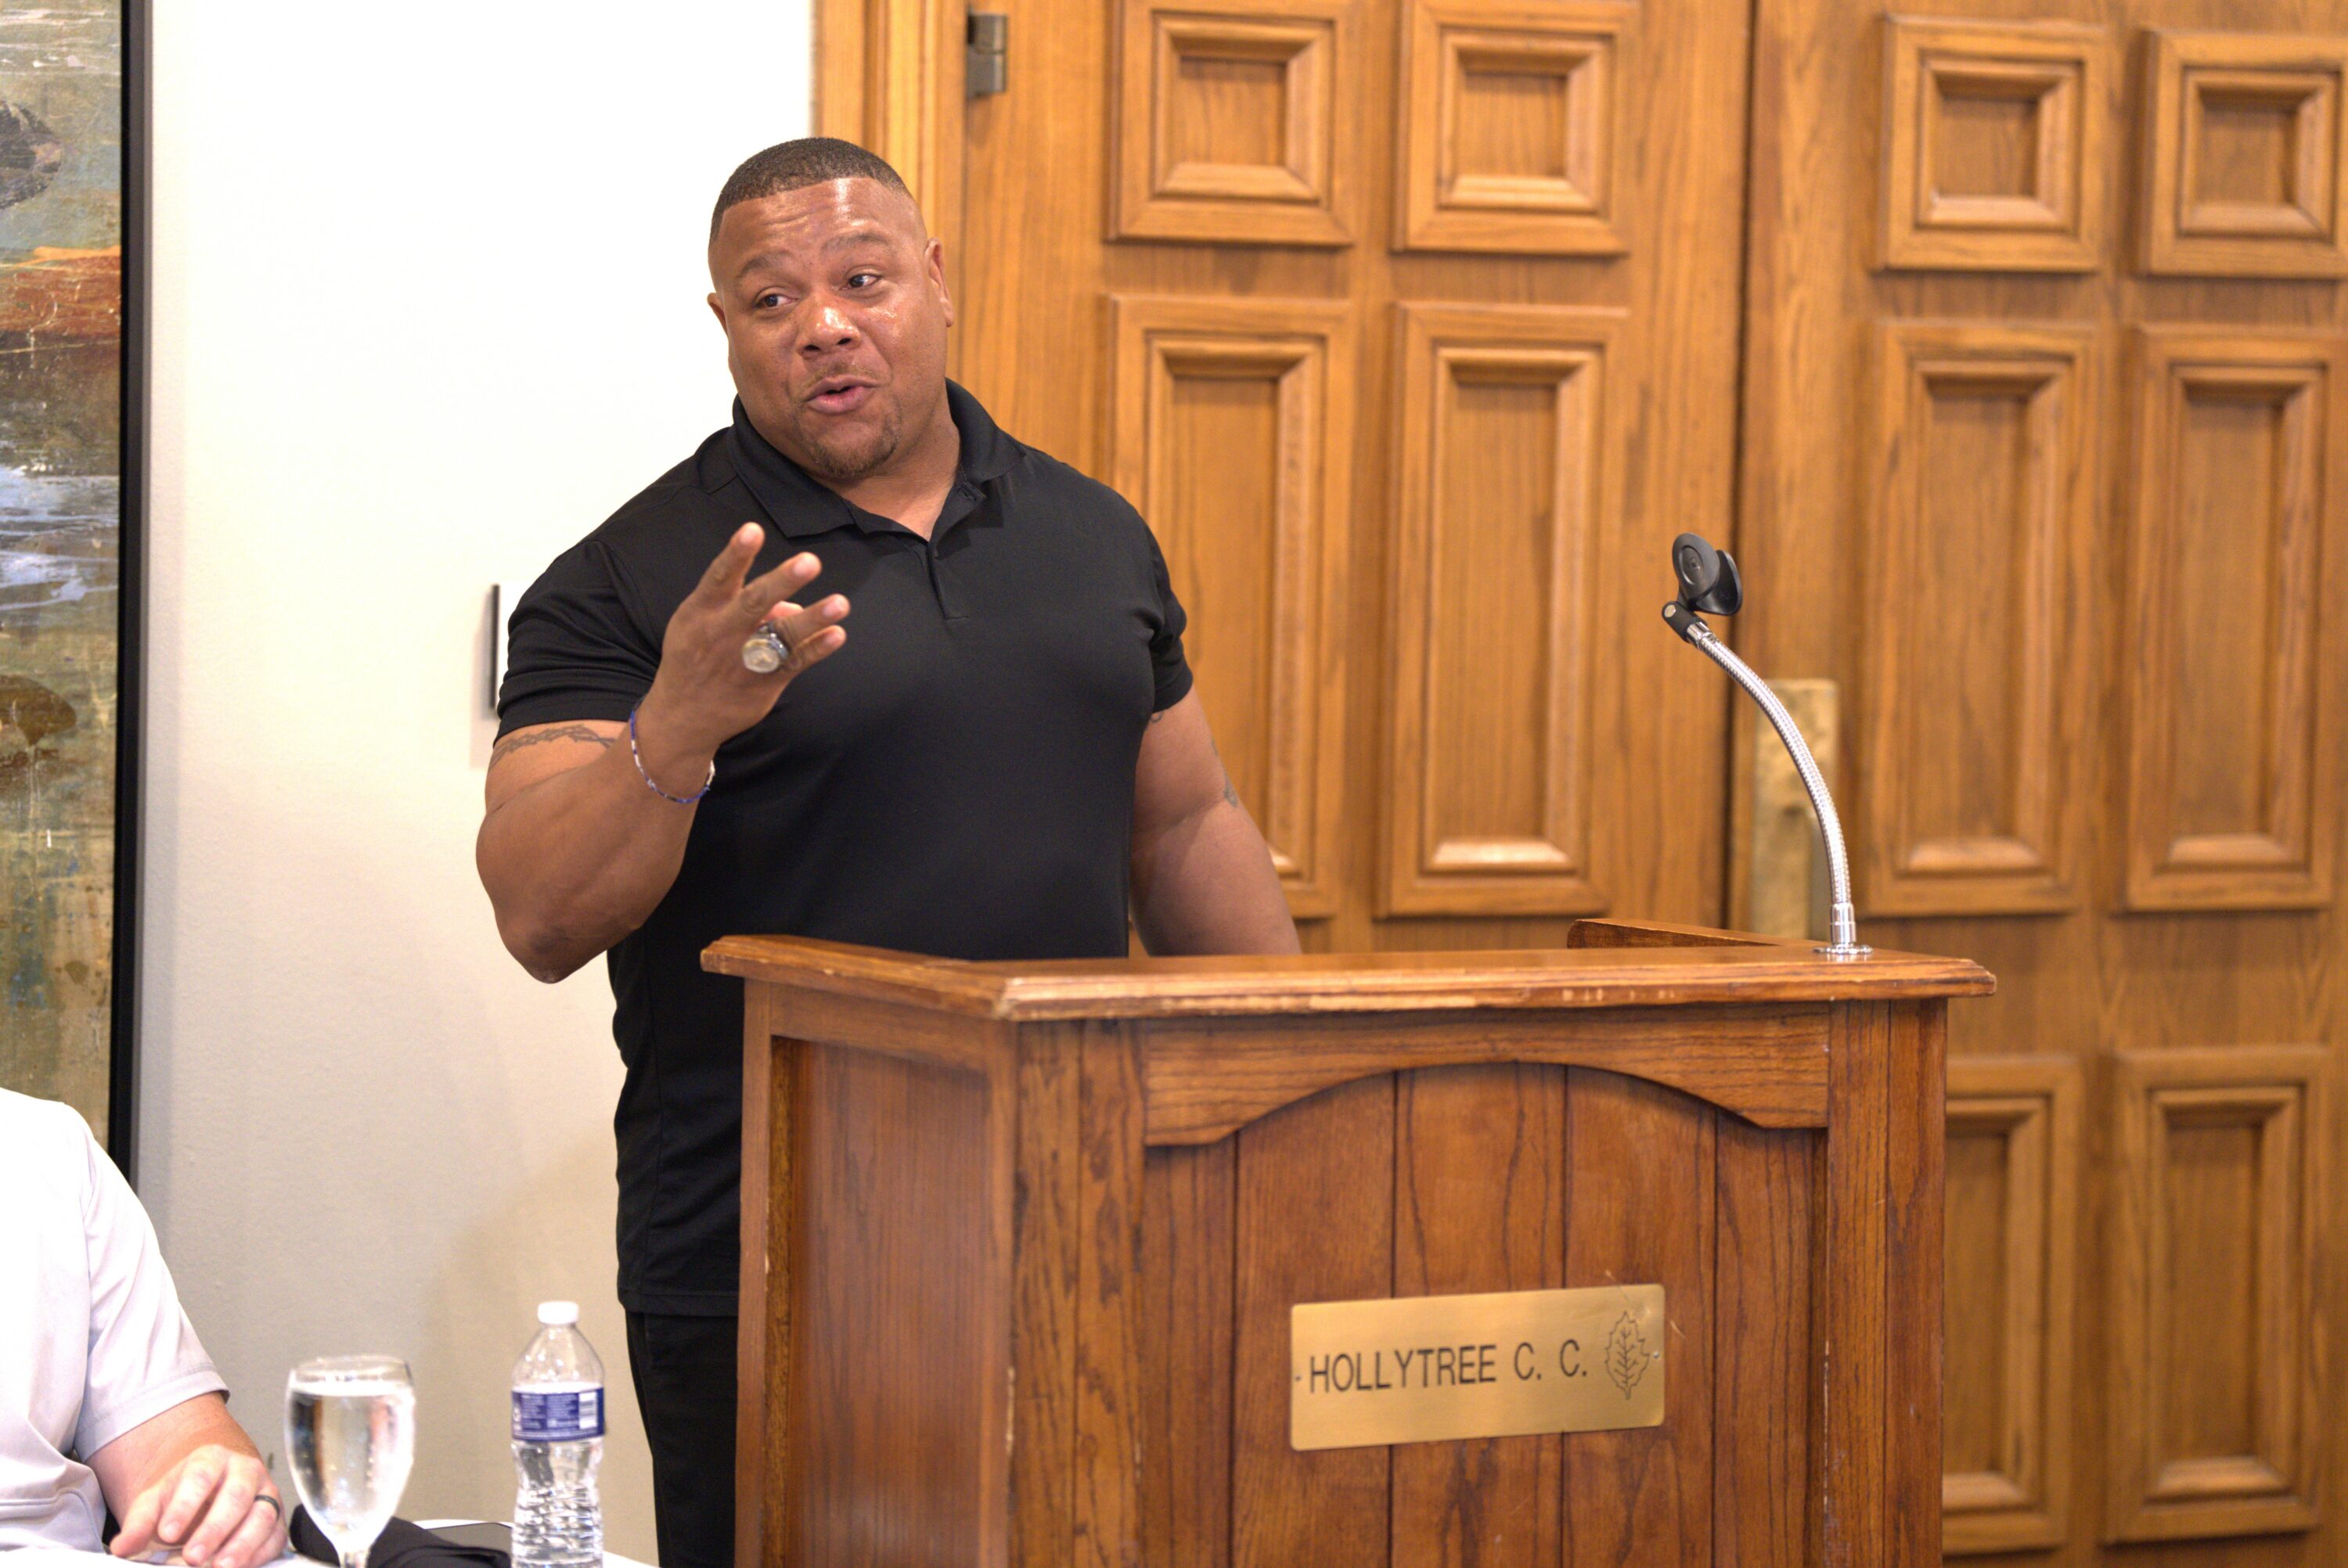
[726,379,1022,539]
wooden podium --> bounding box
[705,919,1991,1567]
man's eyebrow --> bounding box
[732,230,895,282]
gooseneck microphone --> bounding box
[1660,534,1868,959]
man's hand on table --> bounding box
[109,1442,285,1568]
[92,1396,287,1568]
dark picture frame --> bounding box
[0,0,146,1178]
[111,0,147,1177]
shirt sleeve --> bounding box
[73,1125,226,1459]
[1141,528,1194,714]
[496,538,663,737]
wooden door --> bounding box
[908,0,1752,951]
[1742,2,2346,1565]
[816,0,2348,1559]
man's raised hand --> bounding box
[642,523,848,757]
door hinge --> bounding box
[967,11,1007,97]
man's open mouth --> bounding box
[807,377,876,415]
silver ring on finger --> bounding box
[741,621,794,673]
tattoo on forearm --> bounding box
[1222,774,1241,809]
[492,724,617,763]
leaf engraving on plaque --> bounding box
[1604,1310,1648,1398]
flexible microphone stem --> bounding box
[1663,605,1867,958]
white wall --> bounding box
[143,5,810,1553]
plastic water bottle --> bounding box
[511,1301,603,1568]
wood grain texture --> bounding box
[1819,1002,1889,1568]
[954,0,1746,958]
[1744,6,2348,1559]
[1010,1025,1082,1563]
[1561,1069,1715,1566]
[1882,1004,1944,1568]
[1565,916,1784,949]
[1139,1138,1237,1568]
[1393,0,1633,254]
[704,934,1993,1018]
[1138,1003,1831,1142]
[1941,1054,2082,1556]
[1878,18,2110,272]
[1389,1065,1566,1564]
[1075,1024,1149,1566]
[770,1042,1010,1567]
[734,990,780,1568]
[731,926,1982,1566]
[1713,1114,1814,1567]
[2142,30,2348,278]
[1111,0,1362,244]
[1384,303,1619,917]
[1109,294,1354,915]
[1864,320,2097,916]
[753,986,1018,1074]
[2105,1044,2329,1544]
[1230,1074,1395,1565]
[2123,326,2345,912]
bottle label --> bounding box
[513,1387,603,1441]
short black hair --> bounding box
[709,138,913,243]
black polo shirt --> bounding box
[497,382,1191,1315]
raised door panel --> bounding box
[1878,19,2112,272]
[1111,0,1363,245]
[958,0,1742,952]
[1394,0,1634,254]
[1110,297,1353,915]
[1942,1056,2082,1555]
[2141,30,2348,278]
[1863,323,2095,915]
[2123,329,2345,911]
[1384,304,1621,916]
[2105,1045,2328,1543]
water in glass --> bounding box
[285,1356,416,1568]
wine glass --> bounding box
[284,1356,416,1568]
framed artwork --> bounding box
[0,0,144,1171]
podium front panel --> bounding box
[715,933,1981,1568]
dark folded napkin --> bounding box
[287,1509,513,1568]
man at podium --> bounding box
[476,136,1298,1568]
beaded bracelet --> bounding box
[628,705,715,806]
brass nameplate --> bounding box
[1291,1285,1665,1451]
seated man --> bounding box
[1,1088,288,1567]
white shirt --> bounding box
[0,1091,227,1550]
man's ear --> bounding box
[926,238,953,328]
[707,293,727,329]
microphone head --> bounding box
[1670,532,1742,615]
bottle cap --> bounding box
[537,1300,580,1326]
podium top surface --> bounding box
[702,919,1993,1021]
